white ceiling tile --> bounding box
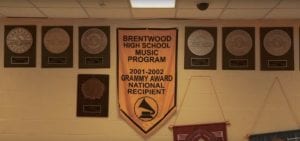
[221,9,270,19]
[85,8,131,18]
[40,8,88,18]
[0,7,44,17]
[228,0,280,8]
[79,0,130,8]
[176,8,222,19]
[0,0,297,20]
[0,0,34,7]
[277,0,300,8]
[31,0,81,8]
[266,9,300,19]
[177,0,228,9]
[131,8,175,19]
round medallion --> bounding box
[44,28,70,54]
[81,78,105,100]
[225,29,253,56]
[263,29,291,56]
[6,27,33,54]
[81,28,108,54]
[187,29,214,56]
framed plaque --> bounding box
[260,27,294,70]
[77,74,109,117]
[222,27,255,70]
[184,27,217,69]
[4,25,36,67]
[249,129,300,141]
[42,26,73,68]
[79,26,110,68]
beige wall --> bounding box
[0,19,300,141]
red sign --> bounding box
[173,122,227,141]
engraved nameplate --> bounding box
[48,57,67,64]
[11,56,30,64]
[229,59,248,68]
[191,58,210,66]
[83,105,101,113]
[267,60,288,68]
[85,57,103,65]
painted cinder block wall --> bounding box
[0,19,300,141]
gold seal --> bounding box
[188,29,214,56]
[6,27,33,54]
[44,28,70,54]
[225,29,252,56]
[263,29,291,56]
[81,28,107,54]
[81,78,105,100]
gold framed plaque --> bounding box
[260,27,294,70]
[79,26,110,68]
[42,26,73,68]
[4,25,36,67]
[185,27,217,69]
[222,27,255,70]
[77,74,109,117]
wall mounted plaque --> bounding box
[77,74,109,117]
[42,26,73,68]
[223,27,255,70]
[185,27,217,69]
[79,26,110,68]
[249,129,300,141]
[4,25,36,67]
[260,27,294,70]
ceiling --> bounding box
[0,0,299,19]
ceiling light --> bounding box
[130,0,176,8]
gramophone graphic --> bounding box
[138,98,156,120]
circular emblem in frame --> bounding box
[44,27,70,54]
[81,28,108,54]
[187,29,214,56]
[225,29,253,56]
[6,27,33,54]
[263,29,291,56]
[81,78,105,100]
